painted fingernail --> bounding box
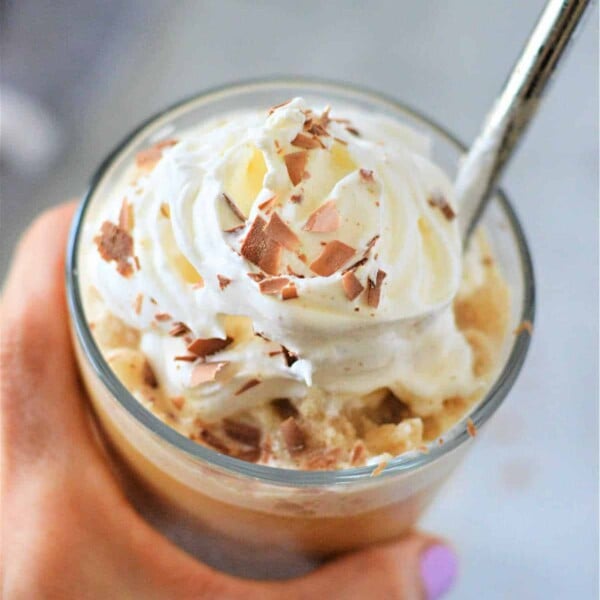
[420,544,458,599]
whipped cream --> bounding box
[83,98,480,423]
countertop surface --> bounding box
[2,2,597,598]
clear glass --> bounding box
[66,79,535,579]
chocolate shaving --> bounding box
[359,169,374,183]
[271,398,299,420]
[174,355,197,362]
[264,212,301,251]
[371,460,388,477]
[171,397,185,410]
[291,133,324,150]
[286,265,304,278]
[190,361,228,386]
[119,199,133,231]
[333,137,348,146]
[303,107,331,137]
[290,192,303,204]
[187,337,232,358]
[240,216,282,275]
[343,256,368,273]
[259,277,290,295]
[142,360,158,388]
[235,379,261,395]
[305,122,328,137]
[258,195,278,213]
[513,320,533,335]
[154,139,178,150]
[366,269,387,308]
[309,240,356,276]
[280,417,306,455]
[284,151,308,186]
[281,345,299,367]
[135,139,178,170]
[303,199,340,233]
[350,442,367,466]
[160,203,170,218]
[94,221,134,277]
[217,275,232,290]
[155,312,171,322]
[169,322,189,337]
[133,293,143,315]
[268,99,292,115]
[282,282,298,300]
[346,126,360,137]
[221,192,246,222]
[467,418,477,438]
[364,234,380,256]
[134,256,141,271]
[342,271,364,301]
[235,447,261,462]
[427,193,456,221]
[200,429,230,454]
[223,419,261,447]
[224,224,245,234]
[304,448,341,470]
[247,272,266,282]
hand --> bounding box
[1,202,458,599]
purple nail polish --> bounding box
[420,544,458,599]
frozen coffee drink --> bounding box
[68,84,532,576]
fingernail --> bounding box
[420,544,458,599]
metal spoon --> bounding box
[456,0,591,242]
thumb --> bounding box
[286,533,458,600]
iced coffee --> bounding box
[70,90,525,574]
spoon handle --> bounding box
[456,0,591,240]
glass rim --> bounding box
[66,77,535,488]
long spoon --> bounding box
[456,0,591,241]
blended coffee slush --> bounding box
[73,93,518,571]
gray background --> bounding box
[1,1,598,598]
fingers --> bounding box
[282,533,458,600]
[108,516,456,600]
[0,202,93,476]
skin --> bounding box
[1,202,451,599]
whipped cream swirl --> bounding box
[83,98,479,421]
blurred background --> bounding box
[1,1,598,597]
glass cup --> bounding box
[66,79,535,579]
